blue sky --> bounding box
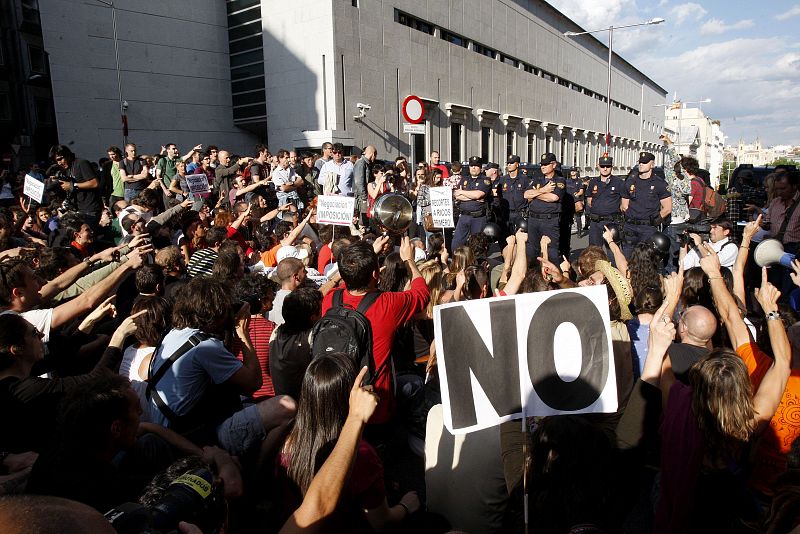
[548,0,800,147]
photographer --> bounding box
[680,217,738,270]
[50,145,103,230]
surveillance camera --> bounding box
[356,103,370,111]
[122,100,129,110]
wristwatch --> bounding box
[83,256,94,266]
[766,311,781,321]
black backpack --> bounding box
[311,289,387,384]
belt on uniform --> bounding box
[589,214,621,222]
[528,212,560,220]
[459,209,486,217]
[625,218,652,226]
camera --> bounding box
[356,103,371,111]
[677,221,711,248]
[105,468,225,534]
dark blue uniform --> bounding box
[497,172,529,233]
[585,175,624,246]
[560,176,584,258]
[621,175,670,257]
[525,173,565,263]
[452,174,492,249]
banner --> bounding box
[185,174,210,195]
[433,285,617,434]
[317,195,356,226]
[23,174,44,203]
[430,186,454,228]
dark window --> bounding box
[506,131,514,158]
[230,49,263,67]
[573,140,579,167]
[230,61,264,80]
[21,0,40,25]
[229,35,262,54]
[561,138,567,162]
[451,123,462,163]
[34,97,53,124]
[232,90,266,106]
[527,134,534,163]
[28,45,45,74]
[473,43,496,59]
[0,93,10,121]
[232,77,264,93]
[227,9,260,28]
[558,78,570,88]
[412,133,426,167]
[352,0,358,6]
[226,0,260,14]
[481,127,491,162]
[545,134,553,153]
[441,30,467,47]
[542,71,555,82]
[233,103,266,120]
[523,64,535,73]
[572,83,582,93]
[500,55,518,67]
[228,21,261,41]
[396,11,434,35]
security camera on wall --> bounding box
[356,103,371,111]
[354,102,371,121]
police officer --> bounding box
[585,155,624,247]
[524,152,565,263]
[621,151,672,257]
[452,156,492,249]
[497,155,528,234]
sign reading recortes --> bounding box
[401,95,425,124]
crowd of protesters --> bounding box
[0,137,798,534]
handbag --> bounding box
[424,212,438,231]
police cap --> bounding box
[638,152,655,164]
[540,152,557,165]
[598,155,613,166]
[468,156,482,167]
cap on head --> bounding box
[638,152,655,164]
[507,155,521,164]
[485,162,500,171]
[468,156,482,167]
[598,155,613,166]
[540,153,557,165]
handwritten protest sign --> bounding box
[433,285,617,434]
[317,195,355,226]
[185,175,210,195]
[23,174,44,203]
[430,186,454,228]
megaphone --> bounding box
[754,239,796,268]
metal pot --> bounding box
[370,193,413,235]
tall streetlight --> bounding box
[564,18,665,154]
[92,0,127,146]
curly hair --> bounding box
[628,243,663,300]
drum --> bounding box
[369,193,413,235]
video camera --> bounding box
[105,468,225,534]
[676,219,712,248]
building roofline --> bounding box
[539,0,668,96]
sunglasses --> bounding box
[599,165,612,169]
[332,150,341,154]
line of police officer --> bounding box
[451,150,672,263]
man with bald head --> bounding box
[214,150,250,209]
[668,304,717,383]
[353,145,378,228]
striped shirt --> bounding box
[233,315,275,400]
[186,248,217,278]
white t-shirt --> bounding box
[21,308,54,343]
[120,345,154,381]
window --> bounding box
[412,133,426,168]
[28,45,45,74]
[541,71,555,82]
[228,21,261,41]
[232,89,266,106]
[229,35,262,54]
[232,77,264,93]
[230,61,264,80]
[232,104,266,121]
[558,78,570,88]
[230,49,263,67]
[451,124,462,163]
[21,0,40,25]
[481,127,492,163]
[34,97,53,124]
[506,131,514,158]
[396,11,434,35]
[561,138,567,163]
[473,43,496,59]
[227,8,260,28]
[527,134,534,163]
[352,0,358,6]
[227,0,259,14]
[500,55,518,67]
[573,140,579,167]
[545,134,553,153]
[441,30,467,48]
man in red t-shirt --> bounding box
[429,150,450,180]
[321,237,429,425]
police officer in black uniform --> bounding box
[452,156,492,249]
[524,152,565,263]
[497,154,528,234]
[585,155,624,247]
[621,151,672,257]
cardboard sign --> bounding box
[430,186,454,228]
[185,174,210,195]
[433,285,617,434]
[317,195,355,226]
[23,174,44,203]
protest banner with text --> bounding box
[433,285,617,434]
[185,174,210,195]
[317,195,356,226]
[430,186,454,228]
[23,174,45,203]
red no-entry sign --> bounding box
[402,95,425,124]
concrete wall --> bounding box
[258,0,666,173]
[39,0,257,160]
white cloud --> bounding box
[699,18,755,35]
[670,3,707,24]
[776,5,800,20]
[547,0,636,32]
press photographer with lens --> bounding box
[679,217,738,270]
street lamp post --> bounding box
[92,0,126,146]
[564,18,664,154]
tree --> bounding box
[768,157,799,167]
[719,160,736,189]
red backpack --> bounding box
[692,177,727,219]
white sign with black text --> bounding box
[185,174,210,195]
[429,186,454,228]
[433,285,617,434]
[23,174,44,203]
[316,195,356,226]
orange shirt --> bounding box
[737,342,800,494]
[260,243,282,267]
